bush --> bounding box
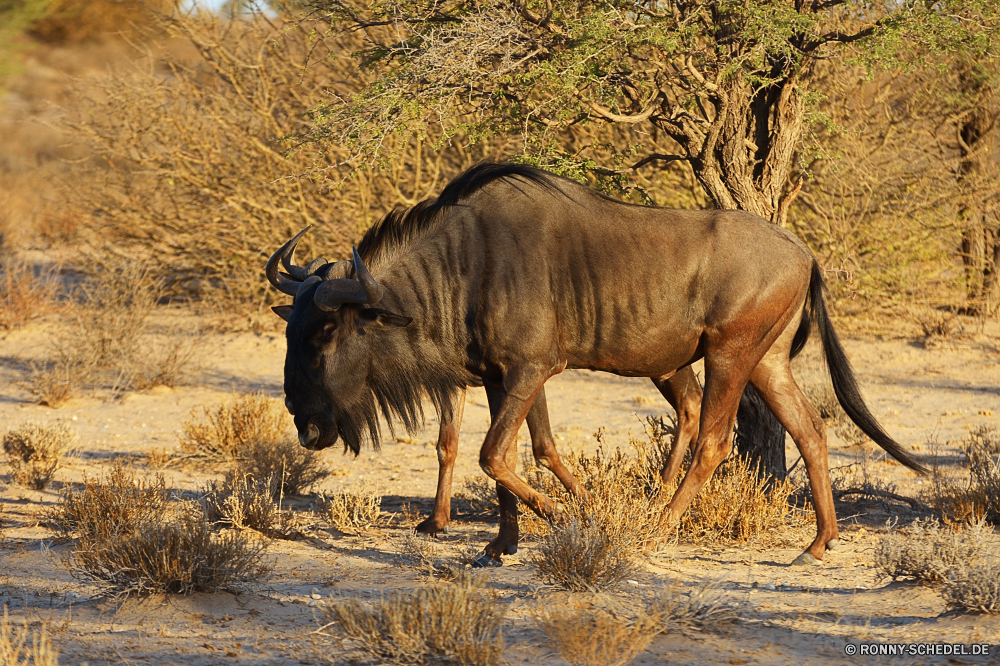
[942,557,1000,614]
[0,607,59,666]
[317,482,382,531]
[522,428,805,551]
[0,256,60,331]
[681,455,804,543]
[50,458,167,539]
[540,607,656,666]
[319,574,505,666]
[924,427,1000,524]
[25,261,199,406]
[204,472,279,532]
[179,392,289,462]
[235,436,330,498]
[645,580,740,632]
[532,516,636,592]
[457,475,498,514]
[874,518,995,584]
[69,505,272,596]
[2,421,75,489]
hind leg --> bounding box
[749,353,839,564]
[654,366,703,484]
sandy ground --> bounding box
[2,317,1000,665]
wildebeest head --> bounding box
[266,227,412,454]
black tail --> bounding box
[807,262,928,474]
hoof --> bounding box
[825,538,839,551]
[790,552,821,566]
[414,518,448,535]
[505,544,518,555]
[471,553,502,568]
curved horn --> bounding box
[280,226,312,280]
[352,246,383,305]
[266,227,312,296]
[313,278,368,311]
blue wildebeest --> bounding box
[267,164,925,566]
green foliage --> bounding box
[307,1,999,210]
[0,0,55,80]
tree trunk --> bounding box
[958,105,999,316]
[733,384,787,482]
[680,76,806,479]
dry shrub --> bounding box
[180,392,289,462]
[924,426,1000,524]
[802,382,845,423]
[49,458,167,539]
[532,516,636,592]
[2,421,75,489]
[646,580,740,632]
[29,0,175,45]
[56,6,510,328]
[680,455,802,543]
[942,557,1000,614]
[0,257,60,331]
[317,482,382,531]
[204,472,278,532]
[457,475,498,514]
[69,504,271,596]
[523,427,804,552]
[541,607,656,666]
[0,607,59,666]
[235,436,330,497]
[874,518,996,584]
[521,429,668,552]
[26,261,199,407]
[393,530,441,569]
[319,574,505,666]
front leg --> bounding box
[480,369,561,562]
[416,388,465,534]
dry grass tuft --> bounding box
[50,458,167,539]
[235,437,330,498]
[0,257,61,331]
[204,472,278,532]
[532,516,636,592]
[0,607,59,666]
[317,482,382,531]
[2,421,75,490]
[874,518,996,584]
[25,261,199,407]
[681,455,805,543]
[923,427,1000,524]
[68,504,272,596]
[523,425,805,553]
[393,530,441,570]
[458,475,498,514]
[180,393,330,495]
[942,557,1000,614]
[319,574,505,666]
[55,459,271,595]
[802,382,845,423]
[645,579,741,632]
[180,392,288,462]
[540,607,656,666]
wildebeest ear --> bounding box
[271,305,294,322]
[359,308,412,328]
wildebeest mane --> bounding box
[357,163,565,269]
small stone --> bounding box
[764,584,776,591]
[751,581,758,589]
[310,588,322,600]
[308,600,317,607]
[626,579,639,586]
